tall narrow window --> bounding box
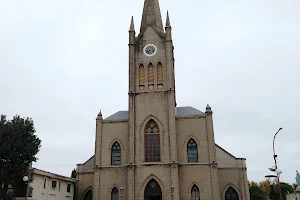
[111,142,121,165]
[145,120,160,162]
[111,187,119,200]
[43,179,46,189]
[148,63,154,83]
[67,184,71,193]
[191,185,200,200]
[157,62,163,82]
[225,187,239,200]
[187,139,198,163]
[139,64,145,84]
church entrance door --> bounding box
[144,179,162,200]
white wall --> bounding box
[30,173,74,200]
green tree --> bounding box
[249,181,263,200]
[0,115,41,199]
[273,182,294,200]
[71,168,77,178]
[259,179,271,199]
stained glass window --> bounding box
[111,187,119,200]
[84,190,92,200]
[225,187,239,200]
[145,120,160,162]
[187,139,198,163]
[111,142,121,165]
[191,185,200,200]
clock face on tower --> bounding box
[143,44,157,56]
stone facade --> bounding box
[76,0,250,200]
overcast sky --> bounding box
[0,0,299,184]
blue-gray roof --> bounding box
[104,106,204,121]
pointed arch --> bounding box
[81,186,93,200]
[157,62,163,82]
[111,141,121,165]
[191,184,200,200]
[144,119,160,162]
[144,179,162,199]
[222,184,240,200]
[138,174,165,199]
[187,138,198,163]
[111,187,119,200]
[148,62,154,83]
[139,64,145,84]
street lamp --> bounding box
[272,127,283,200]
[120,186,124,200]
[265,175,277,200]
[23,168,33,200]
[171,185,174,200]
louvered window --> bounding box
[139,64,145,84]
[157,62,163,82]
[148,63,154,83]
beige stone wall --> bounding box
[134,165,173,200]
[100,121,129,166]
[179,166,214,200]
[76,163,94,200]
[96,168,127,199]
[216,146,250,200]
[176,117,209,164]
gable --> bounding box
[215,144,245,168]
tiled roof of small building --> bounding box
[104,106,204,121]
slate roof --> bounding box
[104,106,204,121]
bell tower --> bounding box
[127,0,179,199]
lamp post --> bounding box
[273,127,283,200]
[23,168,33,200]
[120,186,124,200]
[265,175,277,200]
[171,185,174,200]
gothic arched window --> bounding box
[139,64,145,85]
[111,142,121,165]
[148,63,154,83]
[111,187,119,200]
[187,139,198,163]
[145,120,160,162]
[157,62,163,82]
[225,187,239,200]
[191,185,200,200]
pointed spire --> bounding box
[140,0,164,34]
[206,104,213,114]
[129,16,135,32]
[97,110,103,120]
[166,11,171,27]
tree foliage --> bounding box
[249,181,263,200]
[249,180,295,200]
[0,115,41,199]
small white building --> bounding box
[16,168,76,200]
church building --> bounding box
[76,0,250,200]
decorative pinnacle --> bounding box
[97,110,103,120]
[206,104,213,114]
[166,11,171,27]
[129,16,135,31]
